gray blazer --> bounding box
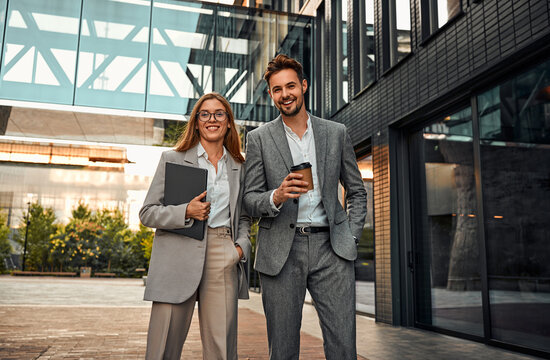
[243,114,367,276]
[140,147,251,303]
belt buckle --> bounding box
[298,226,308,235]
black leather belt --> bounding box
[296,226,330,235]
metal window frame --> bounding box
[352,0,376,93]
[330,0,346,113]
[382,0,411,70]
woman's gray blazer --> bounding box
[139,147,252,303]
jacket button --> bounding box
[289,224,295,229]
[293,199,298,204]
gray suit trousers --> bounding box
[260,231,357,360]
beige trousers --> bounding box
[145,227,240,360]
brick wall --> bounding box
[372,134,392,323]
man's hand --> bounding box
[185,191,210,221]
[273,172,309,207]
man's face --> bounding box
[268,68,308,117]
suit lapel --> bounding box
[226,154,240,234]
[267,116,293,172]
[182,145,199,166]
[311,115,327,192]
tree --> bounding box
[72,201,92,220]
[49,227,71,272]
[96,208,131,273]
[162,120,187,146]
[17,203,57,271]
[65,218,103,270]
[50,203,103,272]
[0,211,12,273]
[135,224,154,267]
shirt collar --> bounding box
[197,142,227,162]
[282,114,312,138]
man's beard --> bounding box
[277,95,303,117]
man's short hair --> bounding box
[263,54,304,86]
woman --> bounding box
[139,92,251,360]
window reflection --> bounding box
[478,59,550,353]
[358,0,375,90]
[437,0,460,27]
[413,107,484,336]
[330,0,348,111]
[422,0,461,38]
[356,155,374,315]
[385,0,411,69]
[341,0,348,104]
[395,0,411,63]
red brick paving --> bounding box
[0,306,368,359]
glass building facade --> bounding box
[0,0,311,122]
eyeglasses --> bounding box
[197,110,228,122]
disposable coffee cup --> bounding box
[290,162,314,191]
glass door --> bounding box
[409,58,550,356]
[477,59,550,353]
[409,106,484,336]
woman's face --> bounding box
[195,98,230,145]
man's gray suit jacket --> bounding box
[243,114,367,276]
[139,147,251,303]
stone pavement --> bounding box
[0,276,542,359]
[0,277,365,359]
[0,306,334,359]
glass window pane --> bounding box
[436,0,460,29]
[75,0,150,111]
[0,0,80,104]
[413,107,484,336]
[214,9,310,122]
[356,155,374,314]
[146,0,214,115]
[342,0,348,104]
[215,7,275,121]
[478,58,550,352]
[360,0,375,88]
[395,0,411,63]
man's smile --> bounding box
[281,98,295,106]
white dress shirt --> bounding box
[197,143,231,228]
[270,116,329,226]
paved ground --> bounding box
[0,276,543,359]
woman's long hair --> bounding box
[174,92,244,163]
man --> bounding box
[243,54,367,360]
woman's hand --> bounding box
[235,245,243,260]
[185,191,210,221]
